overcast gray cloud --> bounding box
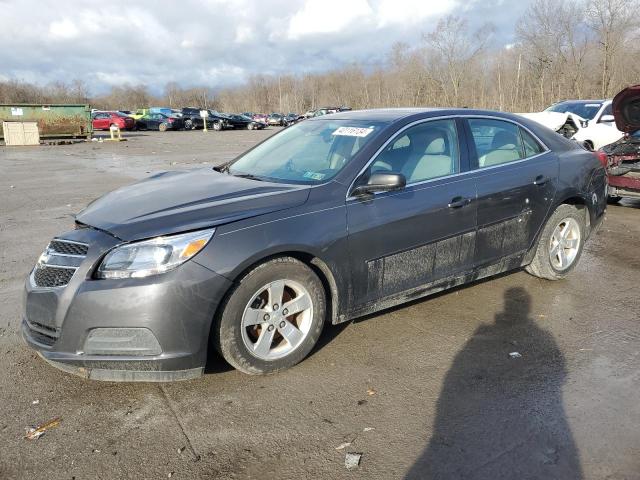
[0,0,532,94]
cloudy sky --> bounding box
[0,0,531,94]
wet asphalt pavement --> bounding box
[1,129,639,479]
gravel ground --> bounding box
[1,129,639,480]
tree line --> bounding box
[1,0,637,114]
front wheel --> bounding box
[214,257,326,375]
[184,119,194,130]
[158,123,168,132]
[213,121,223,131]
[525,204,586,280]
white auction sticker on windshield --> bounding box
[332,127,374,137]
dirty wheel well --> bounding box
[558,197,591,230]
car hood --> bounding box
[612,85,640,132]
[76,168,311,241]
[517,112,584,131]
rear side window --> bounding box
[469,119,524,168]
[520,128,544,157]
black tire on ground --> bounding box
[247,123,253,130]
[158,123,168,132]
[607,196,622,204]
[184,119,194,130]
[213,121,223,131]
[214,257,326,375]
[525,204,586,280]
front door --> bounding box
[346,118,477,311]
[465,117,558,267]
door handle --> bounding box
[534,175,548,186]
[448,196,471,208]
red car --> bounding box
[91,111,136,131]
[598,85,640,201]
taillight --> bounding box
[168,117,174,123]
[595,150,608,168]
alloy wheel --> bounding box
[240,279,313,361]
[548,217,581,271]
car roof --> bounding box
[309,107,526,122]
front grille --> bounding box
[49,239,88,256]
[33,265,76,288]
[31,238,88,289]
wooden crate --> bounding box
[2,121,40,146]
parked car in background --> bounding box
[23,108,606,381]
[180,107,209,130]
[252,113,268,124]
[128,109,148,120]
[135,112,184,131]
[521,100,623,150]
[206,110,230,131]
[149,107,175,117]
[283,113,299,126]
[267,113,285,126]
[599,85,640,201]
[91,111,135,131]
[304,106,352,118]
[227,114,266,130]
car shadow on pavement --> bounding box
[405,287,583,480]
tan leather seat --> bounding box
[402,136,453,183]
[479,131,522,167]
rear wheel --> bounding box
[184,119,194,130]
[607,195,622,204]
[247,123,254,130]
[214,257,326,375]
[213,121,223,131]
[158,123,168,132]
[525,204,586,280]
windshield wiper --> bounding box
[232,172,264,181]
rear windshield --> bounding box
[229,119,385,184]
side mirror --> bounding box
[351,172,406,196]
[599,114,615,123]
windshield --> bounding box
[228,119,384,184]
[545,101,603,120]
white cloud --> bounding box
[0,0,530,93]
[375,0,458,27]
[287,0,373,39]
[49,18,79,39]
[235,25,254,43]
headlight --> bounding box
[96,228,215,279]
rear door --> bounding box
[346,118,477,310]
[464,117,557,267]
[93,113,108,130]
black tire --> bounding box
[184,119,194,130]
[607,195,622,204]
[214,257,326,375]
[525,204,586,280]
[213,121,223,131]
[247,123,253,130]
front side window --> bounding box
[368,119,459,184]
[229,119,384,184]
[469,119,524,168]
